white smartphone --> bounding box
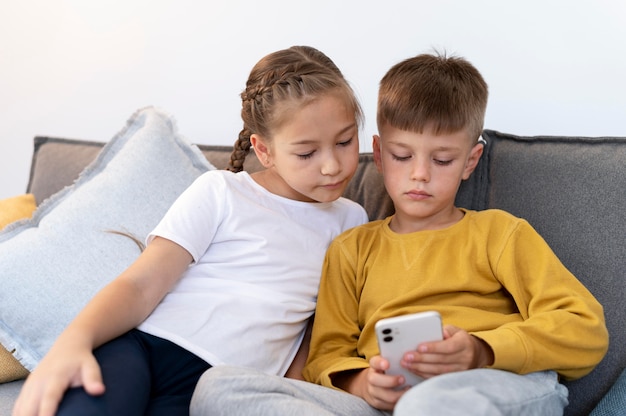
[375,311,443,388]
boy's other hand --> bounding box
[331,356,407,411]
[401,324,494,379]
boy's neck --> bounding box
[388,207,465,234]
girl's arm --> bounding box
[71,236,193,345]
[13,236,192,416]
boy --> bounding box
[190,53,608,416]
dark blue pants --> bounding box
[57,329,211,416]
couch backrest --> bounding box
[479,130,626,416]
[26,132,626,416]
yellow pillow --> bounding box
[0,193,36,382]
[0,194,37,229]
[0,347,29,383]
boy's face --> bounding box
[373,125,483,233]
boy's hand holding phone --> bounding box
[375,311,444,387]
[401,325,495,378]
[337,312,494,411]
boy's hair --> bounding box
[228,46,363,172]
[377,52,488,141]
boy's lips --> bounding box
[406,189,431,200]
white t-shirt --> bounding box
[138,170,368,376]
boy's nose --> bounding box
[410,159,430,182]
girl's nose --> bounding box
[321,152,341,176]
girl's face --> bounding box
[373,125,483,233]
[251,93,359,203]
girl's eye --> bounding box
[338,137,353,147]
[297,151,315,160]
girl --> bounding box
[13,45,368,416]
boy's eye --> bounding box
[391,154,411,162]
[434,159,453,166]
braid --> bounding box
[227,128,252,173]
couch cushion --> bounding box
[0,379,23,414]
[589,367,626,416]
[27,138,106,205]
[482,130,626,416]
[0,106,214,372]
[26,140,266,205]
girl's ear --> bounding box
[462,142,484,180]
[251,134,273,168]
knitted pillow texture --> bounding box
[0,193,37,382]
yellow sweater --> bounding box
[303,209,608,388]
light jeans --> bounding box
[395,368,568,416]
[190,365,568,416]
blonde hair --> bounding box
[228,46,363,172]
[377,52,488,141]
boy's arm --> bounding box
[475,220,608,380]
[302,239,370,387]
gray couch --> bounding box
[1,130,624,415]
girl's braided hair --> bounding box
[227,46,362,172]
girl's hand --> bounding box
[400,324,494,379]
[13,237,192,416]
[332,355,408,411]
[12,342,104,416]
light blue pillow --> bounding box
[0,106,214,371]
[589,368,626,416]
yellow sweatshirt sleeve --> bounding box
[474,219,608,380]
[302,226,372,388]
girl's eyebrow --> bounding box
[335,122,358,136]
[290,123,357,146]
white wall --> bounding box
[1,0,625,200]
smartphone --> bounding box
[375,311,443,388]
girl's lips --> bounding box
[322,180,344,190]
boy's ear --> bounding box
[462,143,484,180]
[372,135,383,173]
[251,134,273,168]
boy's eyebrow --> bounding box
[433,145,462,151]
[385,141,461,152]
[290,123,357,146]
